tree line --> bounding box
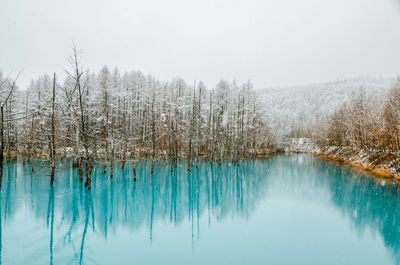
[0,47,273,188]
[314,79,400,154]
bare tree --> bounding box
[0,72,19,187]
[50,73,56,184]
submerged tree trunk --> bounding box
[133,160,136,181]
[84,159,92,189]
[110,151,114,178]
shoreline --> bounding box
[1,152,276,164]
[312,147,400,181]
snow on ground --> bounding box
[313,146,400,178]
[284,138,313,153]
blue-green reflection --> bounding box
[0,155,399,265]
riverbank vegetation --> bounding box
[313,80,400,179]
[0,47,274,188]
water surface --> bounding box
[1,155,400,265]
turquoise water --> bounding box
[1,154,400,265]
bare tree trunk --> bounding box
[196,84,202,167]
[187,83,195,171]
[50,73,56,185]
[151,87,156,174]
[71,46,92,189]
[103,100,109,174]
[122,140,127,170]
[110,148,114,178]
[72,113,79,168]
[207,92,213,165]
[174,120,178,168]
[109,110,114,178]
[79,157,83,181]
[23,90,28,163]
[0,106,4,188]
[6,102,11,161]
[132,147,137,181]
[0,75,18,183]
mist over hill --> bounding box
[258,77,396,145]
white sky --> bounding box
[1,0,400,88]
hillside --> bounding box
[258,77,396,145]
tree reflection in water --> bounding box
[0,156,400,264]
[0,159,270,264]
[268,155,400,265]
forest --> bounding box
[313,80,400,176]
[314,81,399,151]
[0,47,273,189]
[2,47,400,189]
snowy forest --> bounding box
[2,47,400,189]
[259,77,392,144]
[0,48,273,188]
[313,80,400,152]
[310,79,400,177]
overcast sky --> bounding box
[1,0,400,89]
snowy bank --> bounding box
[313,146,400,179]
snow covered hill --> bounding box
[258,77,396,146]
[259,77,394,119]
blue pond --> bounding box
[1,154,400,265]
